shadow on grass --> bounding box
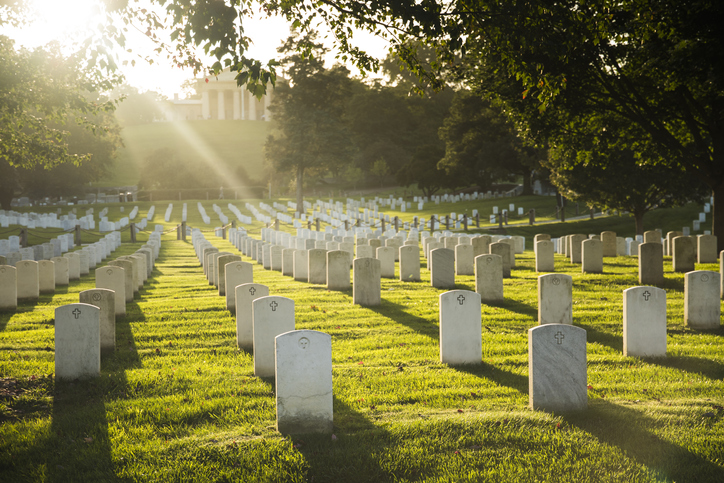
[576,322,623,353]
[368,299,438,339]
[646,354,724,381]
[288,398,391,483]
[44,306,142,481]
[452,361,528,395]
[565,400,724,482]
[496,298,538,319]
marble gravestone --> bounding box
[54,303,101,380]
[623,286,666,357]
[225,261,253,313]
[430,248,455,289]
[353,258,381,306]
[16,260,39,301]
[376,246,396,278]
[600,231,617,257]
[0,265,17,311]
[474,254,504,303]
[528,324,587,412]
[581,239,603,274]
[697,235,717,264]
[64,252,81,281]
[275,330,333,434]
[80,288,116,354]
[38,260,55,294]
[454,244,474,276]
[51,256,69,286]
[293,250,309,282]
[489,242,511,278]
[108,260,134,302]
[282,248,295,277]
[270,245,284,272]
[638,242,664,285]
[568,234,587,264]
[538,274,573,325]
[96,266,126,317]
[535,240,555,272]
[307,249,327,284]
[235,283,269,350]
[253,296,295,377]
[672,236,695,273]
[327,250,351,290]
[684,270,721,329]
[356,245,374,260]
[217,254,241,296]
[439,290,482,365]
[399,245,421,282]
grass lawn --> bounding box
[1,204,723,481]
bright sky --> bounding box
[5,0,389,99]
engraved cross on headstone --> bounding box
[249,287,256,296]
[72,308,82,319]
[554,331,565,344]
[270,301,278,311]
[457,294,465,305]
[642,291,651,301]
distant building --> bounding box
[166,69,273,121]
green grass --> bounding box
[103,120,270,188]
[0,214,723,481]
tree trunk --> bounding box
[296,164,304,216]
[521,169,533,195]
[633,208,645,236]
[712,185,724,253]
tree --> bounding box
[545,113,706,235]
[264,33,353,214]
[396,144,453,197]
[113,85,165,127]
[344,165,364,191]
[370,158,390,187]
[438,91,539,193]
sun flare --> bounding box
[18,0,102,47]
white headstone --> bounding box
[581,239,603,274]
[538,274,573,325]
[376,246,396,278]
[474,254,504,302]
[51,256,69,286]
[308,249,327,284]
[454,244,474,276]
[638,243,664,285]
[217,254,242,296]
[96,266,126,317]
[16,260,39,300]
[439,290,482,365]
[293,250,309,282]
[327,250,351,290]
[225,261,253,313]
[0,265,17,311]
[430,248,455,289]
[79,289,116,354]
[235,283,269,350]
[528,324,587,412]
[623,286,666,357]
[535,240,555,272]
[38,260,55,294]
[275,330,333,434]
[399,245,420,282]
[353,258,381,306]
[684,270,721,329]
[54,303,100,379]
[253,296,295,377]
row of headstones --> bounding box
[555,231,718,264]
[0,232,76,260]
[0,233,122,311]
[191,231,331,433]
[241,228,519,297]
[54,233,162,380]
[538,272,721,333]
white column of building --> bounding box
[263,89,272,121]
[233,89,241,120]
[217,90,226,120]
[248,94,257,121]
[201,91,210,119]
[240,89,246,120]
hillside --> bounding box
[98,120,270,188]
